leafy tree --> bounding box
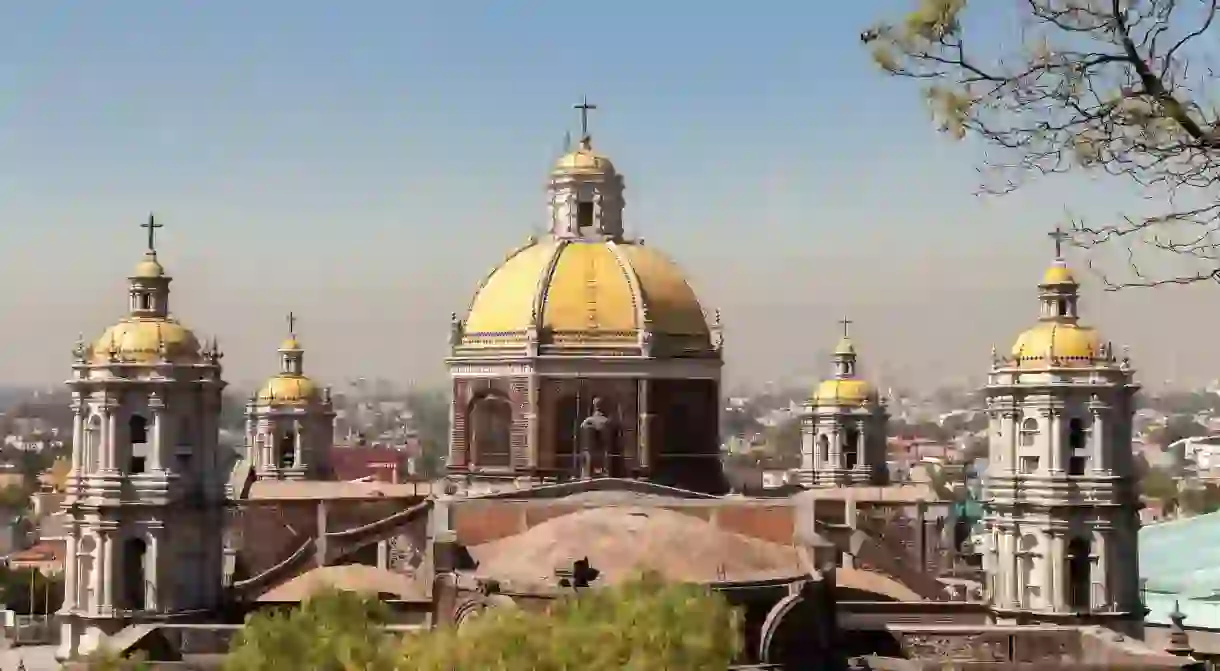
[0,567,63,615]
[1142,465,1180,501]
[761,418,802,468]
[398,572,742,671]
[864,0,1220,288]
[224,588,400,671]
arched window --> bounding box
[469,395,513,468]
[76,535,97,610]
[555,394,579,473]
[817,434,830,464]
[129,415,148,445]
[1066,537,1091,610]
[1019,418,1039,447]
[843,427,860,470]
[1068,418,1088,475]
[123,538,147,611]
[278,431,296,469]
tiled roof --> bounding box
[8,540,64,563]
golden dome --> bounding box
[89,318,202,364]
[1009,321,1101,368]
[833,337,856,356]
[812,378,875,406]
[131,255,166,279]
[279,337,302,351]
[553,137,616,176]
[461,237,711,351]
[257,375,318,404]
[1041,261,1076,286]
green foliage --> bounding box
[224,588,400,671]
[0,484,30,510]
[1142,466,1179,502]
[864,0,1220,288]
[0,567,63,615]
[80,647,150,670]
[399,573,742,670]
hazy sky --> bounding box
[0,2,1212,392]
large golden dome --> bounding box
[89,318,201,364]
[460,236,712,353]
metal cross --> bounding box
[574,96,598,137]
[839,316,853,338]
[287,311,297,336]
[1048,225,1069,258]
[141,213,163,252]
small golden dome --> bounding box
[89,318,202,364]
[257,375,318,404]
[279,337,301,351]
[813,378,874,406]
[552,137,616,176]
[1009,321,1101,368]
[833,337,856,356]
[461,236,711,351]
[1041,261,1076,286]
[131,255,166,279]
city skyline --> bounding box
[0,1,1211,389]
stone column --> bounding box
[70,401,84,473]
[1005,411,1019,473]
[377,540,390,569]
[62,535,78,610]
[101,408,114,471]
[293,421,303,470]
[1046,410,1061,473]
[1007,530,1020,608]
[1049,531,1066,611]
[149,396,164,471]
[1093,530,1107,611]
[147,529,161,611]
[829,423,842,474]
[637,380,651,473]
[89,535,104,615]
[100,532,114,614]
[526,377,540,470]
[1090,403,1108,473]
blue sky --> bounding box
[0,1,1208,390]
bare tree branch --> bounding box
[864,0,1220,289]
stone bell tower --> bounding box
[800,318,889,487]
[59,217,228,659]
[982,228,1142,636]
[245,312,335,481]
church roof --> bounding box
[1141,511,1220,627]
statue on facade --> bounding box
[578,397,617,479]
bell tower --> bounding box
[59,217,228,659]
[547,96,626,241]
[982,229,1142,636]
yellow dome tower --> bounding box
[446,99,725,495]
[982,227,1142,635]
[800,318,888,487]
[245,313,335,482]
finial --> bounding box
[573,95,598,141]
[839,316,853,338]
[141,213,164,256]
[713,309,722,327]
[287,311,297,338]
[73,333,85,362]
[990,345,998,364]
[1048,225,1069,259]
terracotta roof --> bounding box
[257,564,426,602]
[246,480,433,500]
[8,540,64,563]
[470,506,805,587]
[328,446,410,482]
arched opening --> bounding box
[817,434,829,464]
[1019,418,1039,447]
[842,427,860,470]
[128,415,148,474]
[1066,537,1092,610]
[468,395,513,468]
[1067,418,1087,475]
[123,537,147,611]
[278,431,296,469]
